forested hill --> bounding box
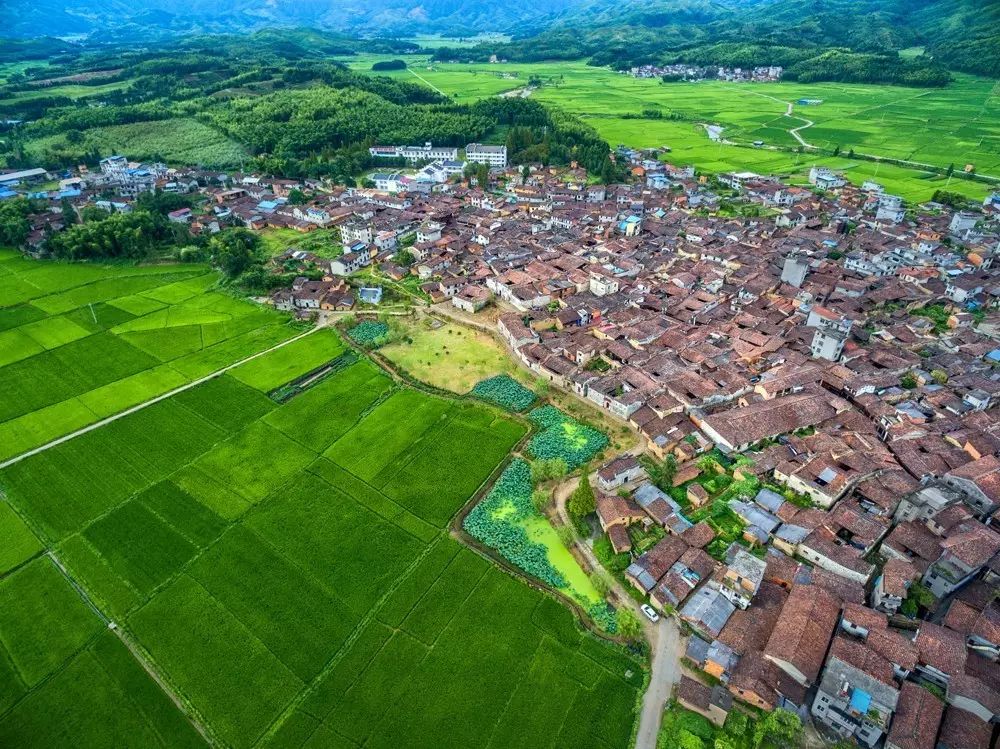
[4,0,999,79]
[432,0,1000,80]
[1,36,622,182]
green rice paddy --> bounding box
[349,54,1000,202]
[0,280,642,748]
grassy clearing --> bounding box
[380,316,520,392]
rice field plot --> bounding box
[245,471,426,616]
[0,330,639,749]
[379,406,529,526]
[295,550,643,749]
[263,359,393,451]
[323,388,453,483]
[0,503,42,575]
[190,421,315,506]
[0,612,203,748]
[128,574,303,749]
[0,557,103,688]
[0,263,302,460]
[174,375,278,434]
[185,525,358,682]
[352,57,998,201]
[228,329,345,392]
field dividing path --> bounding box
[0,323,326,470]
[733,88,817,148]
[407,68,448,97]
[47,551,216,745]
[552,464,683,749]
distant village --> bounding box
[2,137,1000,749]
[629,65,784,82]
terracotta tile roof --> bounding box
[718,581,787,655]
[881,558,918,598]
[764,584,840,684]
[682,521,716,549]
[829,635,896,686]
[607,524,631,554]
[916,622,968,676]
[948,672,1000,715]
[938,706,992,749]
[943,600,982,636]
[868,626,918,670]
[808,567,866,604]
[887,682,944,749]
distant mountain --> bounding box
[4,0,998,76]
[3,0,576,39]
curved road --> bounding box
[552,470,683,749]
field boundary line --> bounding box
[253,534,445,748]
[406,67,447,96]
[46,551,216,746]
[0,323,324,470]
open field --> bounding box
[347,54,999,201]
[20,119,249,169]
[380,316,520,392]
[0,319,641,748]
[0,252,306,462]
[3,79,130,104]
[257,227,343,258]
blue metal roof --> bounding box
[849,688,871,714]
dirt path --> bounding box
[552,466,683,749]
[0,324,326,470]
[737,89,817,148]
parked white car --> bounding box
[640,604,659,623]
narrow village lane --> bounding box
[552,467,683,749]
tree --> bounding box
[600,156,615,184]
[616,608,643,641]
[832,144,840,157]
[647,455,677,491]
[567,473,596,519]
[900,372,918,389]
[847,148,855,158]
[753,708,802,749]
[946,163,955,177]
[555,524,574,546]
[678,732,705,749]
[930,369,948,384]
[713,737,737,749]
[531,458,568,483]
[531,488,551,513]
[590,571,611,597]
[520,164,530,184]
[210,228,264,279]
[0,198,33,246]
[287,188,306,205]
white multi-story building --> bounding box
[465,143,507,168]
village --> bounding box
[628,64,784,82]
[2,140,1000,749]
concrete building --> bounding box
[465,143,507,168]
